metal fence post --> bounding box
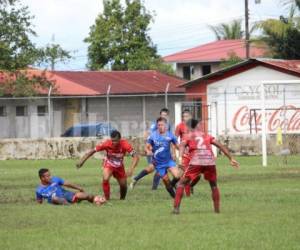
[48,86,53,138]
[165,82,170,108]
[215,101,219,137]
[142,96,146,134]
[224,89,228,135]
[106,85,111,136]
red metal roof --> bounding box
[0,70,184,96]
[163,39,267,63]
[260,59,300,74]
[52,70,184,95]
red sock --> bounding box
[102,180,110,200]
[185,184,191,197]
[174,185,184,208]
[212,187,220,213]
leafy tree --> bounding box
[220,52,244,68]
[209,19,244,40]
[281,0,300,10]
[0,0,38,70]
[0,0,69,96]
[0,70,54,97]
[37,44,72,70]
[257,6,300,59]
[85,0,173,74]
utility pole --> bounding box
[245,0,261,59]
[245,0,250,59]
[51,34,55,71]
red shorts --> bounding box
[182,155,191,170]
[103,164,126,180]
[183,165,217,182]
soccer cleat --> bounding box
[172,207,180,214]
[129,178,137,190]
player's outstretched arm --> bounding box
[76,149,96,169]
[145,143,153,156]
[212,140,240,169]
[126,152,139,177]
[63,181,84,192]
[177,141,187,166]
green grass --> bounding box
[0,156,300,250]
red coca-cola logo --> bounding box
[232,105,300,133]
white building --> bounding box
[164,39,267,80]
[180,58,300,137]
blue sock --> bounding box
[134,170,148,181]
[166,185,175,198]
[152,173,161,190]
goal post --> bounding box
[260,80,300,167]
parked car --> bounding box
[61,123,115,137]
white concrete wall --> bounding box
[207,66,300,136]
[0,95,185,139]
[176,62,221,79]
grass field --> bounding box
[0,156,300,250]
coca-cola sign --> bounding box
[232,105,300,133]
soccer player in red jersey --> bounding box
[173,119,239,214]
[175,109,200,196]
[76,130,139,200]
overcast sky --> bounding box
[22,0,288,70]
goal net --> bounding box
[260,80,300,167]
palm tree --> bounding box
[256,6,300,59]
[209,19,244,40]
[281,0,300,10]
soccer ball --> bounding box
[93,195,106,206]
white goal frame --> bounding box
[260,80,300,167]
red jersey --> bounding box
[184,130,216,166]
[175,122,189,141]
[176,122,190,160]
[95,139,134,168]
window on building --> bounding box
[202,65,211,76]
[37,105,47,116]
[16,106,27,116]
[0,106,7,117]
[190,66,194,75]
[183,66,191,80]
[182,99,202,120]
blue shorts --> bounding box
[49,190,75,204]
[154,160,176,177]
[62,190,76,203]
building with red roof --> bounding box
[163,39,268,80]
[0,70,185,138]
[177,58,300,138]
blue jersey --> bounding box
[36,176,66,203]
[147,130,178,166]
[149,121,171,133]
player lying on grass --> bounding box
[143,117,181,198]
[131,108,171,190]
[175,109,201,197]
[76,130,139,200]
[173,119,239,214]
[36,168,105,205]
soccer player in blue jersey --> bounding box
[35,168,100,205]
[145,117,181,198]
[130,108,172,190]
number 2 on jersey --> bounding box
[195,136,206,149]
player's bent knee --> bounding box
[145,166,154,173]
[209,181,217,189]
